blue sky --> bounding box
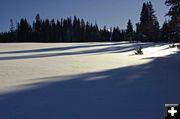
[0,0,168,32]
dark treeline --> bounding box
[0,0,179,43]
[164,0,180,42]
[0,15,111,43]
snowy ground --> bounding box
[0,42,179,119]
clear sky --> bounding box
[0,0,168,32]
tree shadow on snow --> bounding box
[0,52,180,119]
[0,42,131,55]
[0,42,162,61]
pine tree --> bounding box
[92,23,99,42]
[99,26,111,42]
[165,0,180,42]
[73,16,81,42]
[41,19,51,42]
[67,17,73,42]
[161,20,171,42]
[139,2,160,42]
[126,19,134,41]
[153,19,160,41]
[139,3,149,41]
[62,19,68,42]
[9,19,16,42]
[17,18,32,42]
[148,2,160,42]
[135,23,142,42]
[80,19,86,42]
[10,19,14,33]
[33,14,42,42]
[112,27,121,42]
[56,20,62,42]
[50,19,56,42]
[85,22,90,42]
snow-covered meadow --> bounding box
[0,42,179,119]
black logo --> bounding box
[165,104,180,119]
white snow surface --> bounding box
[0,42,179,119]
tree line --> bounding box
[0,0,179,43]
[0,15,110,42]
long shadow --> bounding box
[0,42,131,55]
[112,43,162,53]
[0,52,179,119]
[0,42,161,61]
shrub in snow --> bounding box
[135,46,143,55]
[169,44,176,48]
[177,44,180,49]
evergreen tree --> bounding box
[100,26,111,42]
[120,30,126,41]
[165,0,180,42]
[139,3,148,41]
[17,18,32,42]
[9,19,16,42]
[10,19,14,33]
[73,16,81,42]
[153,19,160,41]
[80,19,86,42]
[161,20,171,42]
[112,27,121,42]
[126,19,134,41]
[148,2,160,42]
[67,17,73,42]
[50,19,57,42]
[56,20,63,42]
[33,14,42,42]
[62,19,67,42]
[139,2,160,42]
[85,22,90,42]
[92,23,100,42]
[41,19,51,42]
[135,23,142,42]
